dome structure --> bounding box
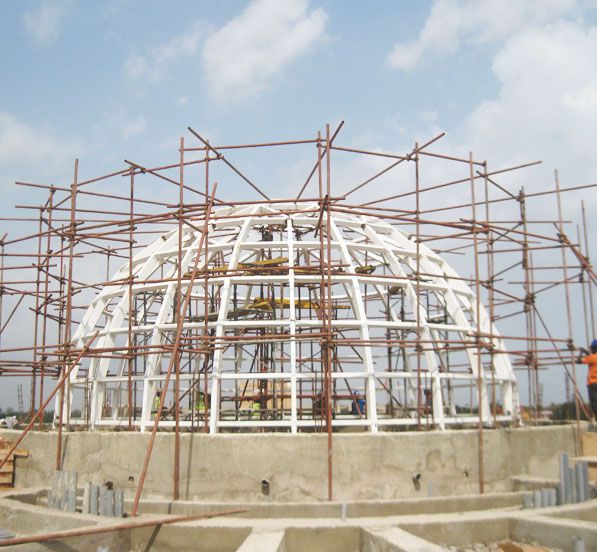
[66,202,518,432]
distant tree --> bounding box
[550,401,588,421]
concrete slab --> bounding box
[236,530,286,552]
[362,527,446,551]
[129,524,252,552]
[283,526,361,552]
[0,491,594,551]
[511,515,597,552]
[130,491,524,519]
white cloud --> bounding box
[0,112,75,168]
[387,0,578,70]
[465,21,597,185]
[124,22,205,82]
[202,0,327,104]
[121,116,147,139]
[384,0,597,218]
[0,112,79,199]
[177,96,189,106]
[23,0,73,46]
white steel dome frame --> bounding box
[65,202,518,432]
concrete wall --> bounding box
[511,516,597,552]
[0,497,130,552]
[0,425,578,502]
[142,492,523,518]
[399,503,597,552]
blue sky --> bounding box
[2,1,596,191]
[1,0,596,408]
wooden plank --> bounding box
[573,455,597,464]
[0,440,26,488]
[0,473,13,485]
[499,542,549,552]
[581,432,597,456]
[0,445,28,460]
[0,444,28,453]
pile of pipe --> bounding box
[48,470,124,517]
[522,453,592,508]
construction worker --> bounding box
[259,226,273,241]
[252,399,261,420]
[351,390,366,416]
[313,394,323,417]
[195,391,206,419]
[578,340,597,421]
[423,388,433,414]
[152,390,162,418]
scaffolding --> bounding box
[0,123,594,504]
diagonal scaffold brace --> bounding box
[131,183,218,517]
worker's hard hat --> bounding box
[591,339,597,348]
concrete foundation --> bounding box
[0,490,595,552]
[0,424,593,551]
[0,425,578,502]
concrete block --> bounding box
[575,462,585,502]
[67,471,78,512]
[581,461,590,500]
[106,489,115,517]
[532,489,542,508]
[49,470,61,509]
[59,470,69,511]
[82,481,91,514]
[568,467,577,503]
[90,483,99,515]
[52,471,60,510]
[114,489,123,518]
[559,452,569,502]
[573,537,585,552]
[99,485,108,516]
[540,488,549,507]
[521,493,533,509]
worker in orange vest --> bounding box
[578,339,597,421]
